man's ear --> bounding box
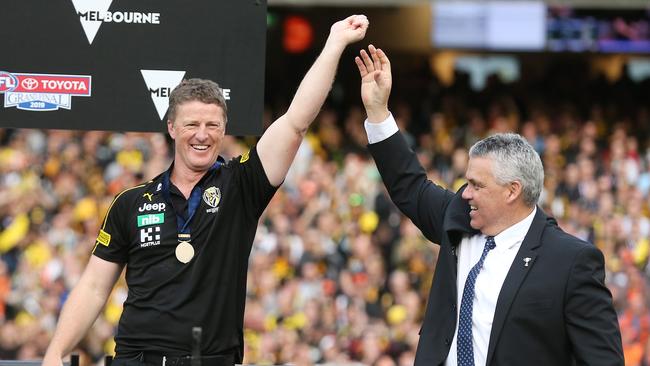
[506,180,523,204]
[167,120,176,139]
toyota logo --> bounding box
[21,78,38,90]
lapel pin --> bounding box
[523,257,532,267]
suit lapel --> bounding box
[485,208,548,365]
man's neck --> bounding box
[170,165,206,199]
[504,205,536,233]
[487,205,536,237]
[508,204,535,225]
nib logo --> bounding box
[71,0,113,44]
[141,70,186,120]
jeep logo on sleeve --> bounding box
[138,202,166,212]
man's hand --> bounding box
[355,44,392,123]
[326,15,369,49]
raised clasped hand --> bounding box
[328,15,369,47]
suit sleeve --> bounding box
[565,245,624,366]
[368,132,454,244]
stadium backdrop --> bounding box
[0,0,266,135]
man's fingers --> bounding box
[359,45,390,78]
[349,14,368,27]
[355,56,368,77]
[353,15,369,29]
[343,14,368,32]
[344,14,359,23]
[376,48,391,71]
[360,49,374,72]
[368,44,381,72]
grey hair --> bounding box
[469,133,544,207]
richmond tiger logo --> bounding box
[203,186,221,208]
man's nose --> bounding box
[195,124,208,140]
[462,186,471,199]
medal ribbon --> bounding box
[161,161,222,237]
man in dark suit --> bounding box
[354,45,623,366]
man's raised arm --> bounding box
[257,15,368,186]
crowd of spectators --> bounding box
[1,59,649,366]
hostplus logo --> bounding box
[140,226,161,248]
[71,0,162,45]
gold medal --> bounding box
[175,241,194,263]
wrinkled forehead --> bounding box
[173,100,226,122]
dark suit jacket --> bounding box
[368,132,623,366]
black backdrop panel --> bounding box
[0,0,266,135]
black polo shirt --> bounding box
[92,146,277,362]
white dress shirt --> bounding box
[365,115,537,366]
[364,113,399,143]
[446,209,535,366]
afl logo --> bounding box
[0,72,18,93]
[202,186,221,208]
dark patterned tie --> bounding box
[457,236,496,366]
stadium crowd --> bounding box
[0,60,649,366]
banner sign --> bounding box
[0,0,267,135]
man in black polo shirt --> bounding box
[44,15,369,366]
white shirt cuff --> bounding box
[364,113,398,144]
